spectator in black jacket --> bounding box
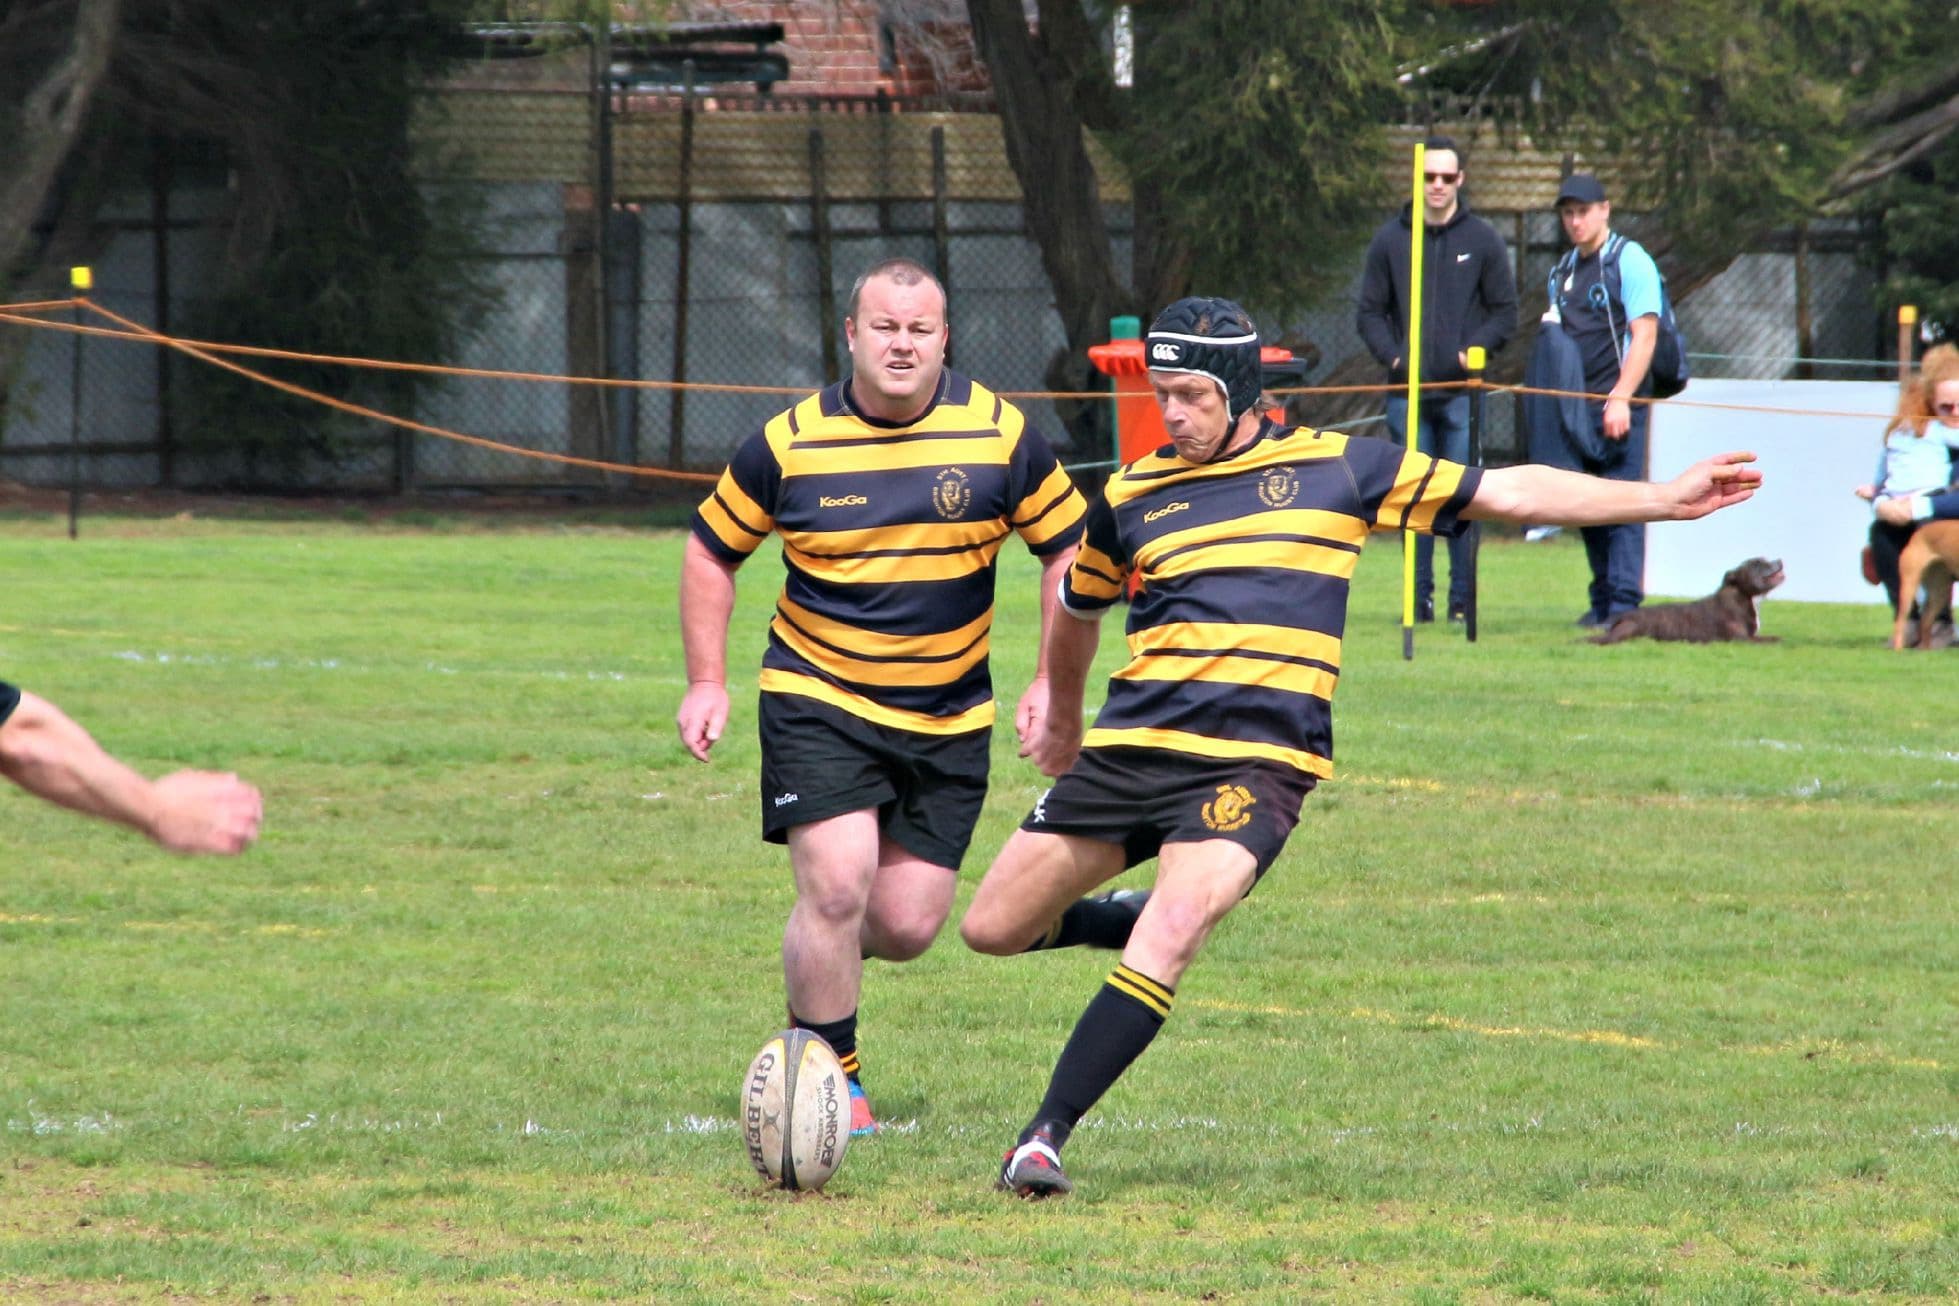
[1356,136,1518,622]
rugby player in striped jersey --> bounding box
[678,259,1144,1136]
[962,297,1760,1197]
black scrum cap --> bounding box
[1145,297,1263,424]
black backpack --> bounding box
[1550,234,1690,399]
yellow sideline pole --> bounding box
[1898,304,1917,393]
[68,265,93,541]
[1403,144,1426,661]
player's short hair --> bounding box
[1424,134,1463,167]
[847,258,945,320]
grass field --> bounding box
[1,505,1953,1303]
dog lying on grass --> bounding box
[1590,557,1785,645]
[1892,520,1959,651]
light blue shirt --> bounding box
[1614,241,1663,322]
[1874,428,1958,499]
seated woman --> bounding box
[1865,345,1959,640]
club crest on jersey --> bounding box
[1256,465,1299,510]
[1201,783,1256,832]
[932,467,972,519]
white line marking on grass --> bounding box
[666,1115,920,1136]
[107,649,640,681]
[1753,737,1959,765]
[1383,722,1959,768]
[669,1115,736,1134]
[6,1110,121,1136]
[1079,1113,1225,1134]
[282,1111,448,1134]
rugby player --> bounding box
[960,296,1760,1196]
[678,258,1145,1136]
[0,680,260,854]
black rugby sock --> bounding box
[1022,894,1143,952]
[1019,965,1174,1149]
[792,1010,861,1084]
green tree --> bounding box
[1858,131,1959,343]
[146,1,495,477]
[966,0,1403,349]
[2,0,494,478]
[0,0,121,287]
[964,0,1959,415]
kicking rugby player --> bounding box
[959,296,1760,1196]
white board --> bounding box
[1644,379,1899,605]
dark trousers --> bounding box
[1578,400,1650,620]
[1386,393,1473,611]
[1869,518,1917,611]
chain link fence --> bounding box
[0,75,1904,494]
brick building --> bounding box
[671,2,992,100]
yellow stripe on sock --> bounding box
[838,1051,861,1076]
[1108,965,1174,1018]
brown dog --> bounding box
[1590,557,1785,644]
[1892,520,1959,650]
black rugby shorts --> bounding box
[1020,745,1316,881]
[757,691,990,871]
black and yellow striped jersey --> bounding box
[1062,419,1482,777]
[692,370,1086,735]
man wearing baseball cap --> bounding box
[1549,172,1666,626]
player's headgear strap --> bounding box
[1145,297,1263,425]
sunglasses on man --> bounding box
[1423,171,1461,185]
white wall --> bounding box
[1646,379,1899,606]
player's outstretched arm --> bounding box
[1466,451,1760,527]
[676,535,738,763]
[0,691,261,854]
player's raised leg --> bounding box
[960,826,1129,956]
[997,839,1255,1198]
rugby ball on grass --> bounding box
[741,1029,850,1190]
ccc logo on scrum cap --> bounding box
[1150,342,1180,362]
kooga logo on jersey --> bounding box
[819,494,868,507]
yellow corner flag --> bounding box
[70,267,93,291]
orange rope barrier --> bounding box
[0,300,1453,402]
[3,308,810,396]
[0,298,1910,440]
[0,297,83,315]
[74,300,717,484]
